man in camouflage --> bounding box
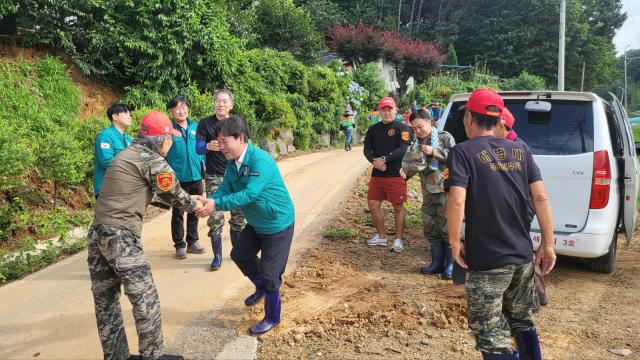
[88,112,203,360]
[445,89,555,360]
[196,89,246,270]
[401,108,456,279]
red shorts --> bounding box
[367,176,407,203]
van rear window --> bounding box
[443,100,594,155]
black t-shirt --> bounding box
[196,115,227,176]
[363,120,411,177]
[444,135,542,271]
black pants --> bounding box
[171,180,203,249]
[230,223,294,293]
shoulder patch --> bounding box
[443,167,449,180]
[387,128,396,136]
[100,142,111,149]
[401,131,410,141]
[156,172,175,191]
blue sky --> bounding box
[613,0,640,54]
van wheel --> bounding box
[589,234,618,274]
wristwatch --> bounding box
[381,156,386,163]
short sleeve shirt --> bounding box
[444,135,542,271]
[363,120,411,177]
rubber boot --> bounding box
[420,240,445,274]
[515,329,542,360]
[210,235,222,270]
[481,351,520,360]
[442,246,454,280]
[245,276,265,306]
[250,291,281,334]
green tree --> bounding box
[252,0,323,64]
[446,42,458,65]
[501,71,547,91]
[300,0,347,34]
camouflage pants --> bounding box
[205,175,246,237]
[465,262,536,354]
[87,224,163,360]
[422,192,448,243]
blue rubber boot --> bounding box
[481,351,520,359]
[210,235,222,270]
[250,291,281,334]
[515,329,542,360]
[442,246,454,280]
[420,240,445,274]
[245,276,265,306]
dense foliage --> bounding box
[302,0,627,93]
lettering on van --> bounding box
[572,170,584,176]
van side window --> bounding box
[605,106,624,157]
[443,101,469,144]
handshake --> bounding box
[190,195,215,218]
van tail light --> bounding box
[589,150,611,209]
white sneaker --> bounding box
[392,239,404,253]
[367,234,388,246]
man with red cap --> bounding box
[496,107,550,310]
[363,96,412,252]
[88,111,204,360]
[445,88,556,360]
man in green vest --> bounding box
[93,103,133,197]
[165,96,207,259]
[195,115,295,334]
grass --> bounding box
[324,227,359,239]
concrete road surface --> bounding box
[0,148,368,359]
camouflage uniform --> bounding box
[402,130,455,243]
[465,262,536,354]
[88,140,198,360]
[205,174,246,238]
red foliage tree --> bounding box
[327,22,383,65]
[380,31,446,93]
[328,23,445,94]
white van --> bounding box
[438,91,638,273]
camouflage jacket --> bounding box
[401,130,455,194]
[93,139,197,237]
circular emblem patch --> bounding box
[388,129,396,136]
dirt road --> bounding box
[0,148,368,359]
[258,174,640,360]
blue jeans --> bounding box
[345,128,352,146]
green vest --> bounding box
[93,125,132,195]
[166,118,205,183]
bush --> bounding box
[352,62,387,110]
[502,71,548,91]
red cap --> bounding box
[459,88,504,117]
[139,112,181,137]
[377,96,397,110]
[501,107,515,128]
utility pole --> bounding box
[558,0,566,91]
[380,0,384,23]
[397,0,403,32]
